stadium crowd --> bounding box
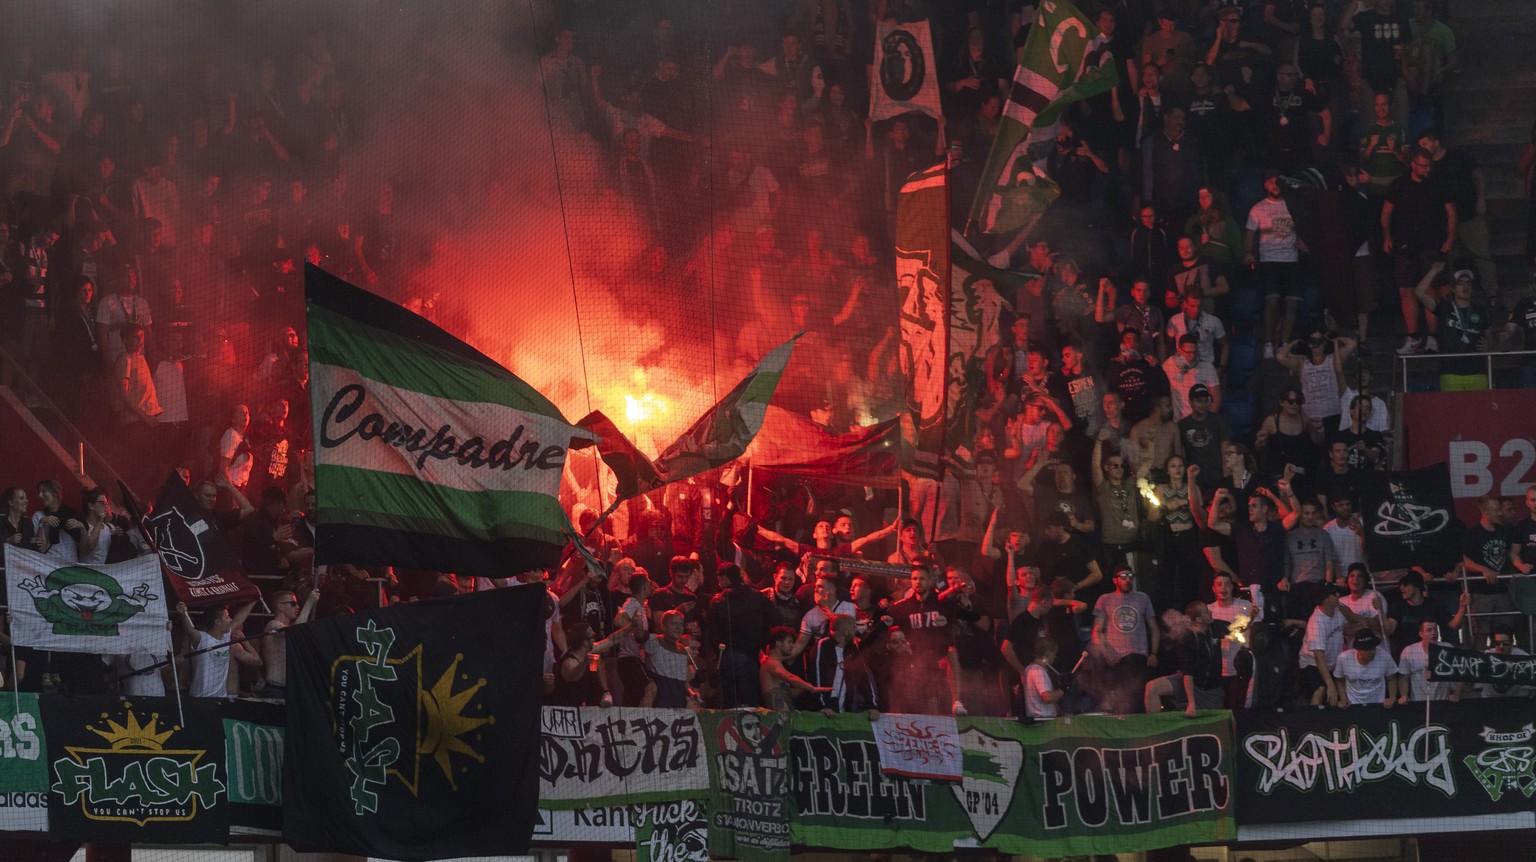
[1,0,1535,712]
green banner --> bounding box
[701,711,791,862]
[0,693,48,831]
[788,712,1236,857]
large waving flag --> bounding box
[4,545,170,655]
[968,0,1117,235]
[306,265,593,574]
[578,335,799,500]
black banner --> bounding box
[42,695,229,844]
[1429,644,1536,685]
[1359,464,1460,573]
[1235,699,1536,823]
[143,473,261,607]
[282,587,544,861]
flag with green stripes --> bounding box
[306,265,592,575]
[968,0,1117,235]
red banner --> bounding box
[1403,389,1536,524]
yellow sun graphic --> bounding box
[417,653,494,790]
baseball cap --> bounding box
[1190,383,1212,400]
[1453,268,1475,282]
[1353,629,1382,649]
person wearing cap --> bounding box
[1163,333,1221,421]
[1413,263,1494,363]
[1090,565,1159,710]
[1300,584,1348,706]
[1176,381,1229,489]
[1331,627,1399,707]
[1386,570,1465,660]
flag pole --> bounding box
[167,649,185,726]
[8,641,18,715]
[746,461,755,520]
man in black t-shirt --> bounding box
[1352,0,1409,95]
[1028,512,1105,597]
[1418,129,1498,304]
[1178,384,1230,486]
[1383,151,1454,355]
[1462,495,1529,645]
[1385,571,1462,660]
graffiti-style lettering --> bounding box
[1242,724,1455,796]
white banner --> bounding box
[872,713,963,780]
[870,20,945,122]
[538,706,711,805]
[312,362,583,494]
[4,545,171,655]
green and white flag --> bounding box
[968,0,1117,235]
[306,264,594,575]
[4,545,169,655]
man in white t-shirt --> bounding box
[1244,170,1305,358]
[218,404,255,489]
[1331,628,1398,707]
[176,600,259,698]
[1396,620,1458,703]
[1024,637,1063,719]
[1300,585,1348,706]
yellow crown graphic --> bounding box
[88,705,177,751]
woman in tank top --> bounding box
[1254,385,1324,483]
[1275,328,1356,431]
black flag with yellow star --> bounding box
[282,585,544,860]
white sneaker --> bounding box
[1424,335,1439,353]
[952,700,968,717]
[1262,342,1275,359]
[1396,336,1422,356]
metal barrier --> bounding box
[1394,347,1536,395]
[0,340,135,501]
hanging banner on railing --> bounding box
[789,712,1236,857]
[1234,699,1536,826]
[538,706,710,808]
[1430,644,1536,685]
[0,693,48,832]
